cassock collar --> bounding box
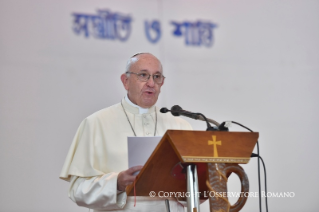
[122,94,156,114]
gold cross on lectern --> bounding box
[208,135,222,157]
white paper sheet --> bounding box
[127,136,162,174]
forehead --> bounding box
[131,54,162,73]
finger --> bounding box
[119,172,136,183]
[127,166,143,174]
[126,175,137,182]
[125,181,134,186]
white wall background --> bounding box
[1,0,318,211]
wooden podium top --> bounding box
[126,130,259,198]
[167,130,258,164]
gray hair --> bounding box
[125,53,163,77]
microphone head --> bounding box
[171,105,182,116]
[160,107,169,113]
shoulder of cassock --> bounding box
[59,100,192,181]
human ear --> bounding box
[160,77,165,87]
[120,74,129,90]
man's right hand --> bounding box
[117,166,143,191]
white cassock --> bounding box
[60,97,192,212]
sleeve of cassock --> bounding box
[60,117,127,210]
[68,174,127,210]
[60,118,105,179]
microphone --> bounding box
[161,105,203,120]
[171,105,199,119]
[160,107,170,113]
[161,105,220,126]
[160,106,197,119]
[160,105,222,131]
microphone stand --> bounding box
[160,105,228,212]
[193,112,218,131]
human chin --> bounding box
[141,95,157,107]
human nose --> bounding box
[146,75,155,87]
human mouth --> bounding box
[144,90,155,95]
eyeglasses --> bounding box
[126,72,165,84]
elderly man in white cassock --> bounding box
[60,53,192,211]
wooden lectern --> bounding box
[126,130,259,212]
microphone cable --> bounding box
[161,106,268,211]
[251,153,268,212]
[222,121,268,212]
